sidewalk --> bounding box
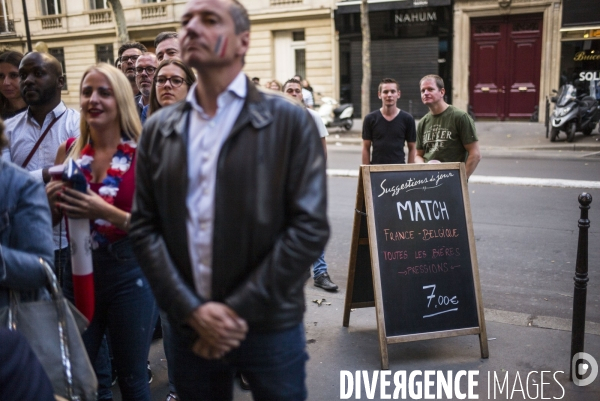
[145,285,600,400]
[326,119,600,155]
[138,120,600,401]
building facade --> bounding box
[0,0,338,107]
[242,0,338,103]
[558,0,600,100]
[1,0,186,106]
[335,0,453,118]
[453,0,563,121]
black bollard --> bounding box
[570,192,592,381]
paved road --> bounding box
[324,146,600,322]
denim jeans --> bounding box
[80,238,157,401]
[312,251,328,279]
[170,322,308,401]
[59,246,113,400]
[160,310,177,394]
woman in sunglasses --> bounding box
[141,59,196,124]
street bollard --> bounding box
[570,192,592,381]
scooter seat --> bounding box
[580,96,598,109]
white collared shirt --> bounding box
[185,72,247,299]
[3,101,80,250]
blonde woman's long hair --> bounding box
[68,63,141,159]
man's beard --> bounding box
[23,86,57,106]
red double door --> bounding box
[470,14,543,120]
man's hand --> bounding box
[463,141,481,178]
[187,302,248,358]
[414,149,426,164]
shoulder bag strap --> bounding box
[21,111,67,169]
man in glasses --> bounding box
[135,52,158,119]
[117,42,147,97]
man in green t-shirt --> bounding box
[415,74,481,178]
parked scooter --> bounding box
[550,84,600,142]
[318,97,354,131]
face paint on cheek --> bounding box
[214,35,228,58]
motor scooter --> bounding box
[550,84,600,142]
[318,97,354,131]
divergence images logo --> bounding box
[572,352,598,386]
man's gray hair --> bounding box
[230,0,250,34]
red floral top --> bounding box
[74,139,136,248]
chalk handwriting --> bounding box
[398,262,449,275]
[397,200,450,221]
[383,228,415,241]
[377,172,454,197]
[383,250,408,260]
[420,228,459,241]
[422,284,459,318]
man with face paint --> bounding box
[131,0,329,399]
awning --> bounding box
[335,0,451,14]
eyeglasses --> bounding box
[120,55,140,63]
[135,66,157,75]
[156,76,187,87]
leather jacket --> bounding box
[130,77,330,333]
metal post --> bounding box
[545,96,550,138]
[21,0,32,52]
[570,192,592,381]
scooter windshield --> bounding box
[556,85,577,107]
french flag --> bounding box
[63,160,95,321]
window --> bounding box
[41,0,61,15]
[1,0,15,34]
[90,0,107,9]
[96,44,114,65]
[49,48,67,90]
[274,29,306,84]
[292,31,305,41]
[295,49,306,80]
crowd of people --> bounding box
[0,0,480,400]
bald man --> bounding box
[3,50,79,278]
[135,52,158,117]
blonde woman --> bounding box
[46,63,156,401]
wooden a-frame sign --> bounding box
[342,163,489,369]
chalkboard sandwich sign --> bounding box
[343,162,489,369]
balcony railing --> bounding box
[0,17,15,34]
[270,0,303,4]
[141,4,167,19]
[89,10,112,25]
[41,15,63,29]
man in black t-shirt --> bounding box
[362,78,416,164]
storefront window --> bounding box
[335,5,452,118]
[560,39,600,100]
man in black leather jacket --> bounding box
[129,0,329,399]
